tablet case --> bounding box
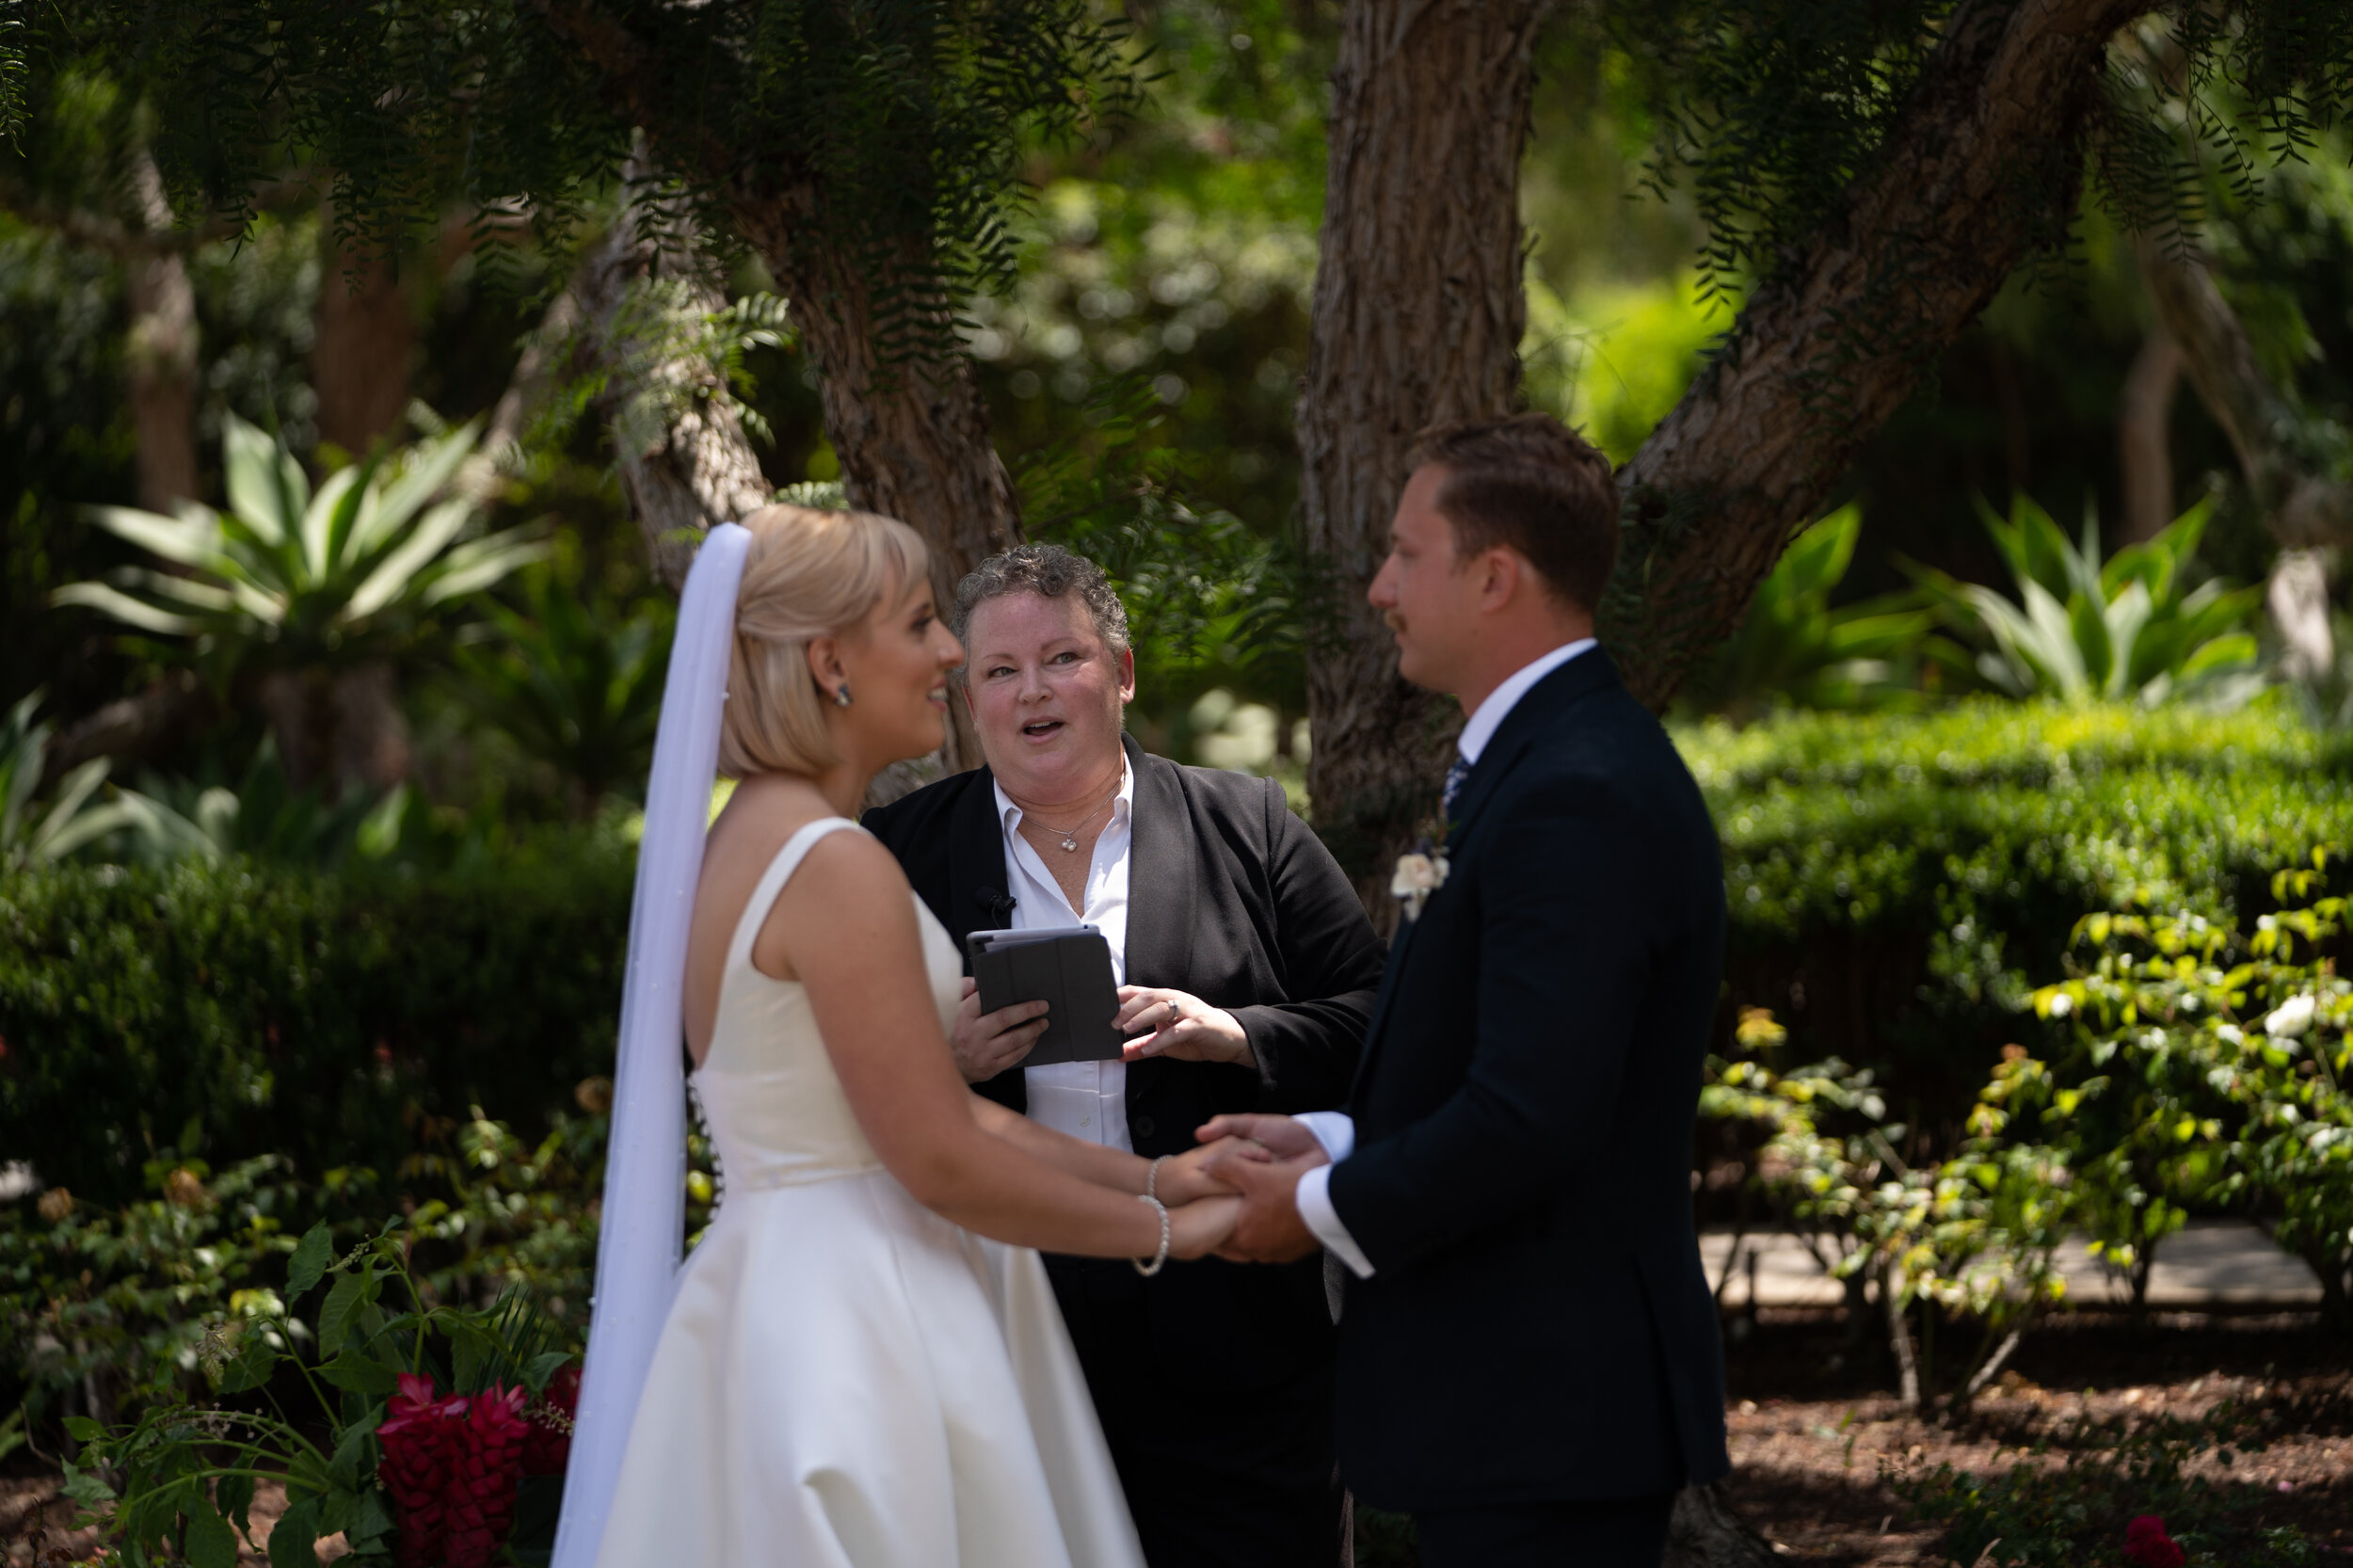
[965,926,1123,1065]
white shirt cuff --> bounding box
[1295,1157,1374,1279]
[1295,1110,1355,1162]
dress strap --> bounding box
[724,817,865,977]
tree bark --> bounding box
[2137,236,2348,681]
[2138,235,2353,552]
[531,5,1019,776]
[1294,0,1551,920]
[1606,0,2153,709]
[2117,327,2182,543]
[313,214,417,456]
[122,150,199,513]
[568,168,775,592]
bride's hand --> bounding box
[1154,1139,1248,1204]
[1164,1194,1241,1261]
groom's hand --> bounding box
[1195,1112,1323,1162]
[1203,1144,1325,1264]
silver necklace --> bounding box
[1025,790,1118,852]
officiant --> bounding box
[864,544,1382,1568]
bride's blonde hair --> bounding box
[719,504,929,778]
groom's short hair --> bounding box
[1406,414,1619,613]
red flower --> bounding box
[520,1364,580,1478]
[376,1375,469,1568]
[2124,1514,2185,1568]
[440,1384,531,1568]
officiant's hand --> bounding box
[949,978,1050,1082]
[1116,985,1254,1067]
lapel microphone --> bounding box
[976,886,1017,926]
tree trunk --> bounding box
[1294,0,1550,921]
[1663,1480,1784,1568]
[568,166,775,592]
[313,216,417,457]
[2118,328,2182,543]
[2138,236,2353,552]
[2137,236,2346,680]
[743,219,1020,776]
[122,150,199,513]
[1606,0,2152,709]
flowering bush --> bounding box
[2124,1514,2187,1568]
[2030,860,2353,1326]
[57,1219,575,1567]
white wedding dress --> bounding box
[591,817,1146,1568]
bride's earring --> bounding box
[833,682,853,708]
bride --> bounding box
[550,505,1241,1568]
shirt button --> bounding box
[1133,1116,1156,1141]
[1079,1116,1091,1128]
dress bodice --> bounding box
[692,817,963,1192]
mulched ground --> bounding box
[10,1309,2347,1565]
[1716,1308,2352,1565]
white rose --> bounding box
[2265,994,2317,1039]
[2216,1023,2244,1048]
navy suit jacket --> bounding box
[1327,648,1732,1509]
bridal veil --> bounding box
[548,521,750,1568]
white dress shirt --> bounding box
[1295,638,1597,1277]
[995,760,1136,1149]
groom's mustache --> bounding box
[1383,612,1406,634]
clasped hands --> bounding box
[1149,1113,1328,1265]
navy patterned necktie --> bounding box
[1440,753,1473,824]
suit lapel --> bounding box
[945,764,1012,951]
[1120,734,1195,987]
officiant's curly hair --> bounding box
[1408,414,1618,614]
[720,503,929,777]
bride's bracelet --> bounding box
[1132,1194,1170,1277]
[1144,1155,1167,1203]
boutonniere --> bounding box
[1390,835,1450,923]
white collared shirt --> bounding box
[994,760,1136,1149]
[1295,639,1596,1278]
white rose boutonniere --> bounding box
[1390,845,1449,922]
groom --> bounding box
[1206,414,1730,1566]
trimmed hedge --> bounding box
[5,698,2343,1205]
[1,842,632,1206]
[1683,696,2351,1137]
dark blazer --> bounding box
[864,732,1385,1386]
[1327,648,1732,1510]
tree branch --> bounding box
[0,170,322,258]
[1608,0,2156,708]
[2137,236,2353,552]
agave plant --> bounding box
[55,412,544,790]
[0,693,136,870]
[56,411,543,673]
[1691,504,1941,721]
[1909,496,2263,706]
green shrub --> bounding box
[1681,697,2350,1134]
[1892,1405,2319,1568]
[0,837,633,1207]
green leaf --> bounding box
[326,1412,378,1493]
[184,1496,242,1568]
[315,1265,381,1352]
[349,1485,397,1550]
[58,1461,116,1508]
[216,1332,281,1395]
[287,1224,335,1300]
[61,1416,102,1443]
[268,1496,323,1568]
[216,1471,257,1536]
[317,1348,400,1397]
[221,413,309,547]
